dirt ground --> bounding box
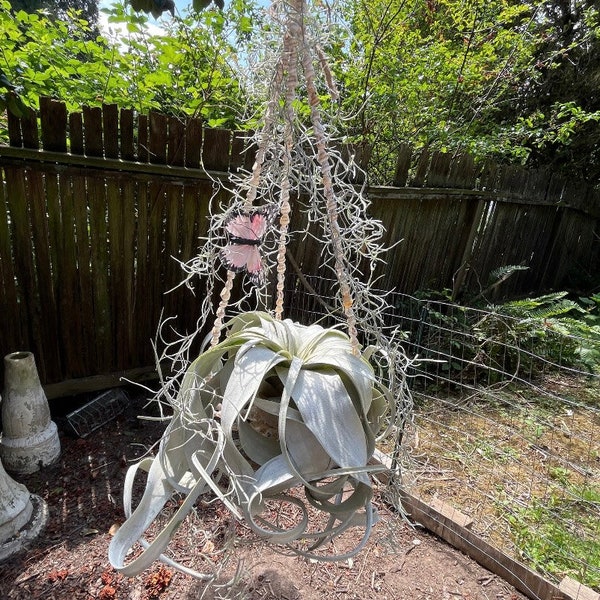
[0,391,528,600]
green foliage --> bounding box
[405,289,600,389]
[0,0,258,133]
[331,0,600,184]
[128,0,175,19]
[10,0,100,37]
[332,0,539,183]
[506,482,600,589]
[0,68,28,119]
[491,292,600,373]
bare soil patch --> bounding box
[0,391,527,600]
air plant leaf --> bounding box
[286,367,368,468]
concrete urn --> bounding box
[0,351,61,474]
[0,453,47,561]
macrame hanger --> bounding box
[210,0,360,355]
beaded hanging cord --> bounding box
[210,0,360,353]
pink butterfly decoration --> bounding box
[220,208,275,284]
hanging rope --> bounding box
[210,0,360,350]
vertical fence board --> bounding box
[40,171,61,294]
[411,147,431,187]
[148,181,168,361]
[106,174,124,368]
[71,170,96,373]
[177,185,201,323]
[27,168,62,380]
[562,180,589,213]
[69,113,84,155]
[146,113,169,353]
[40,97,67,152]
[57,173,85,377]
[426,151,453,188]
[149,112,168,164]
[21,107,39,149]
[103,104,119,159]
[83,106,104,157]
[168,116,185,166]
[451,198,487,300]
[120,108,135,161]
[498,165,528,197]
[88,173,112,371]
[392,143,413,187]
[119,176,137,363]
[479,160,500,192]
[447,154,477,189]
[547,211,596,290]
[0,175,22,355]
[133,177,152,365]
[7,110,22,147]
[523,168,550,204]
[138,114,149,162]
[202,128,231,171]
[163,185,183,333]
[512,204,558,294]
[185,117,203,168]
[438,198,475,285]
[3,167,39,364]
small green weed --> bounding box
[506,484,600,590]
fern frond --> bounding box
[528,299,582,320]
[488,264,529,283]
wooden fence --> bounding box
[1,98,599,396]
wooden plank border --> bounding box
[43,366,159,399]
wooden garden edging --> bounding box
[0,98,599,392]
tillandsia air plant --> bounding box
[109,312,395,576]
[109,0,413,581]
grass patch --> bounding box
[506,483,600,589]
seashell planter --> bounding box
[0,454,47,562]
[0,351,61,475]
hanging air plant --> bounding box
[109,312,394,575]
[110,0,412,580]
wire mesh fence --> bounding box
[285,276,600,594]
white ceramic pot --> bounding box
[0,351,61,474]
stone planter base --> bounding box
[0,421,61,475]
[0,495,48,562]
[1,351,61,475]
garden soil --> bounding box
[0,391,527,600]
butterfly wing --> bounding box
[225,211,268,242]
[220,244,264,283]
[248,211,269,239]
